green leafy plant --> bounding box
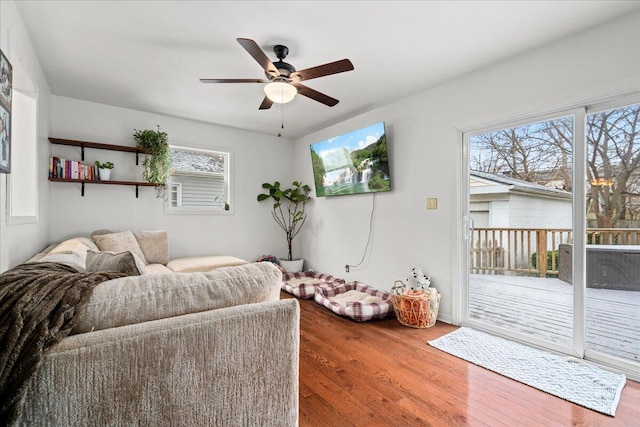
[531,250,560,276]
[94,161,114,169]
[257,180,311,261]
[214,195,230,211]
[133,125,170,197]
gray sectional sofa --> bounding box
[14,231,300,426]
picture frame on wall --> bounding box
[0,49,13,174]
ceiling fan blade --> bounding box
[291,59,354,82]
[200,78,268,83]
[237,38,279,77]
[259,96,273,110]
[292,83,339,107]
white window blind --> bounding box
[166,146,230,214]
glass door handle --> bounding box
[463,216,474,241]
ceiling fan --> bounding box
[200,38,354,110]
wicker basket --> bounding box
[391,280,441,328]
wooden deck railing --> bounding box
[471,227,640,277]
[586,228,640,245]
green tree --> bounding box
[587,104,640,227]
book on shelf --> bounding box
[71,161,79,179]
[49,157,99,181]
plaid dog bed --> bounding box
[314,281,393,322]
[281,271,345,299]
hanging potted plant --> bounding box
[257,180,311,272]
[94,160,114,181]
[133,125,170,197]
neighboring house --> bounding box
[470,171,573,271]
[470,170,572,229]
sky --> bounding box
[310,121,385,156]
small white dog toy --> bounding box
[406,267,431,291]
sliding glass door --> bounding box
[460,97,640,378]
[463,112,576,354]
[584,102,640,371]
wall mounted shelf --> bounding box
[49,137,162,198]
[49,137,148,164]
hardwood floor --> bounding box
[285,292,640,426]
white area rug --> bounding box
[428,327,626,416]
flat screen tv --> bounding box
[310,121,390,197]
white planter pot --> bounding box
[279,259,304,273]
[98,168,111,181]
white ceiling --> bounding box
[15,1,640,139]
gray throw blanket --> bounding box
[0,262,125,426]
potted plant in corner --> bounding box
[257,180,311,272]
[133,125,170,197]
[95,161,114,181]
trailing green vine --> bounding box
[133,125,170,197]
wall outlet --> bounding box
[427,198,438,210]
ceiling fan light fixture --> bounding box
[264,81,297,104]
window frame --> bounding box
[164,145,232,215]
[6,42,39,226]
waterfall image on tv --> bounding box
[310,121,390,197]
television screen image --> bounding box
[310,121,390,197]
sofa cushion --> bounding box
[49,237,99,255]
[25,243,59,263]
[93,231,148,264]
[133,230,169,265]
[36,253,86,272]
[91,229,114,238]
[72,262,283,334]
[86,250,148,276]
[144,263,174,275]
[166,255,247,273]
[33,237,96,271]
[26,252,48,263]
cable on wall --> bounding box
[345,192,376,272]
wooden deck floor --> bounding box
[469,274,640,362]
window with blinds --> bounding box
[166,146,230,214]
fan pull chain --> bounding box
[278,100,284,137]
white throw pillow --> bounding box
[93,231,148,264]
[133,230,169,265]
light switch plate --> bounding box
[427,198,438,209]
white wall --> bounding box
[293,11,640,323]
[0,0,52,271]
[49,96,295,262]
[472,192,571,229]
[507,194,572,229]
[488,199,510,228]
